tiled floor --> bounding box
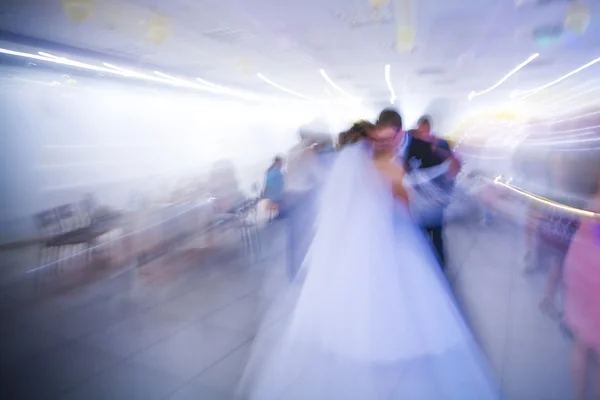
[0,217,575,399]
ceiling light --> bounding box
[38,51,66,61]
[103,62,129,72]
[110,65,222,93]
[104,62,155,79]
[319,69,361,101]
[196,77,221,89]
[110,64,201,88]
[495,178,599,218]
[3,46,260,101]
[515,56,600,98]
[385,64,396,104]
[1,47,116,75]
[468,53,539,100]
[257,73,317,102]
[195,77,261,100]
[526,136,600,147]
[154,71,185,84]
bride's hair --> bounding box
[338,120,375,148]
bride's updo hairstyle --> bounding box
[339,120,375,148]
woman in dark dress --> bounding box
[532,153,584,318]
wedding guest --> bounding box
[284,121,329,280]
[263,156,285,221]
[524,116,596,319]
[562,117,600,400]
[563,181,600,400]
[532,153,584,319]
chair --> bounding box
[33,202,122,284]
[55,203,84,234]
[34,209,62,277]
[232,198,262,262]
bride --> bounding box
[239,110,501,399]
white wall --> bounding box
[0,69,325,244]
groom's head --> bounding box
[376,108,402,129]
[372,108,403,149]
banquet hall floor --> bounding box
[0,218,573,400]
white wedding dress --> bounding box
[239,142,501,399]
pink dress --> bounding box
[563,200,600,353]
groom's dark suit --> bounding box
[403,135,454,270]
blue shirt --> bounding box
[264,167,285,202]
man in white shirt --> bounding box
[285,134,320,194]
[284,122,330,280]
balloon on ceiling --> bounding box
[146,14,172,46]
[368,0,390,9]
[62,0,95,25]
[393,0,416,52]
[396,26,415,53]
[564,2,590,35]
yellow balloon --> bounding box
[564,2,590,35]
[146,15,172,45]
[62,0,94,25]
[395,26,415,53]
[369,0,390,8]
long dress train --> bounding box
[239,142,501,399]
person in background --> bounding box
[563,172,600,400]
[403,115,460,270]
[527,153,583,319]
[461,170,494,226]
[263,156,285,221]
[523,150,554,272]
[284,122,329,280]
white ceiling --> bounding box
[0,0,599,121]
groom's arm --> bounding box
[433,139,461,179]
[403,140,415,172]
[431,139,452,159]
